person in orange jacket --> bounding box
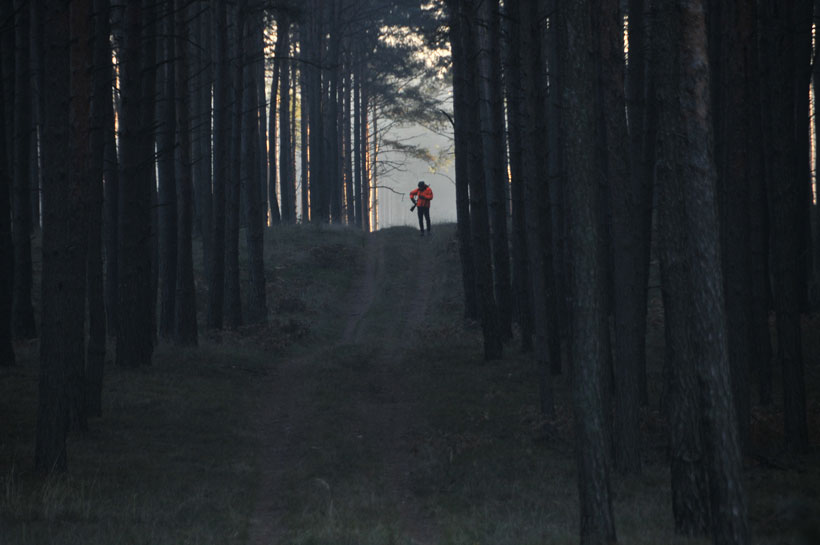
[410,181,433,236]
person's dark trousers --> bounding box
[417,206,431,233]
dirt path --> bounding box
[247,233,439,545]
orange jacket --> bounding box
[410,186,433,208]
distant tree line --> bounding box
[0,0,443,473]
[445,0,814,544]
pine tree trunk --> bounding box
[353,53,362,228]
[103,49,119,338]
[0,36,15,368]
[195,1,214,286]
[36,0,84,472]
[29,0,44,233]
[85,0,111,418]
[157,2,178,340]
[224,2,245,329]
[654,2,711,532]
[269,14,283,226]
[279,17,295,224]
[208,0,229,330]
[596,0,642,475]
[560,0,618,542]
[460,0,502,360]
[243,15,267,325]
[12,0,37,340]
[117,0,155,367]
[173,0,198,346]
[760,0,809,452]
[300,37,310,223]
[447,0,478,322]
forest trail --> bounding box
[247,230,440,545]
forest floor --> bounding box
[1,223,819,545]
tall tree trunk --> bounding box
[103,47,119,338]
[475,0,512,341]
[157,2,178,340]
[597,0,642,475]
[760,0,809,452]
[243,14,267,325]
[502,0,532,350]
[0,30,15,368]
[279,18,295,224]
[208,0,229,330]
[117,0,154,367]
[12,0,37,340]
[353,52,362,228]
[659,2,750,543]
[460,0,502,360]
[29,0,44,233]
[85,0,111,418]
[655,1,711,532]
[36,0,88,471]
[560,1,618,542]
[195,1,213,286]
[224,2,244,329]
[300,36,310,223]
[448,1,478,322]
[174,0,198,345]
[269,13,284,226]
[343,47,354,225]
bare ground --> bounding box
[248,231,440,544]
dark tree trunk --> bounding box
[360,80,371,232]
[29,0,44,233]
[173,0,198,345]
[12,0,37,340]
[448,1,478,322]
[194,1,213,287]
[596,0,642,475]
[103,48,119,338]
[116,0,154,367]
[36,0,87,472]
[520,0,556,414]
[658,2,750,543]
[760,0,809,452]
[502,0,532,350]
[559,1,618,543]
[655,2,711,533]
[157,1,178,340]
[85,0,111,418]
[243,15,267,325]
[300,38,310,223]
[279,16,295,224]
[0,30,15,368]
[343,48,354,225]
[224,3,244,329]
[208,0,228,330]
[460,0,502,360]
[476,0,512,341]
[354,53,363,228]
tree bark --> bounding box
[174,0,198,346]
[460,0,502,360]
[560,1,618,543]
[12,0,37,340]
[596,0,642,475]
[279,15,295,224]
[157,1,178,340]
[448,0,478,322]
[85,0,111,417]
[0,28,15,368]
[207,0,229,330]
[657,2,750,543]
[116,0,155,367]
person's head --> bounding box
[418,181,426,189]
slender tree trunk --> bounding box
[448,1,478,322]
[300,36,310,223]
[103,50,119,338]
[343,48,354,225]
[174,0,198,345]
[279,16,295,224]
[195,1,213,286]
[269,14,284,226]
[243,14,267,325]
[353,53,362,228]
[224,3,244,329]
[117,0,154,367]
[461,0,502,360]
[85,0,111,418]
[157,2,178,340]
[29,0,44,233]
[208,0,228,330]
[596,0,642,475]
[0,33,15,368]
[12,0,37,340]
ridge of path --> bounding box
[248,231,439,545]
